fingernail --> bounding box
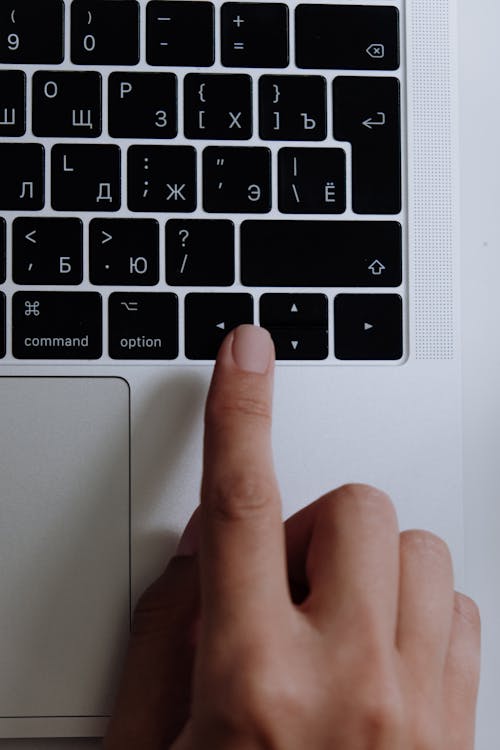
[176,508,200,557]
[231,325,272,374]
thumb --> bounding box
[104,512,200,750]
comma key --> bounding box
[13,292,102,359]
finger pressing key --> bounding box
[200,325,290,632]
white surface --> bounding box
[3,0,498,744]
[459,0,500,747]
[0,379,130,739]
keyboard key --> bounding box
[203,147,271,213]
[296,5,399,71]
[278,148,346,214]
[128,145,196,213]
[51,144,120,212]
[241,221,402,286]
[221,3,289,68]
[109,292,178,360]
[0,219,5,283]
[260,293,328,360]
[0,144,44,211]
[32,72,102,138]
[13,292,102,359]
[259,75,326,141]
[166,219,234,286]
[13,218,83,285]
[333,77,401,214]
[0,1,64,64]
[147,1,215,67]
[185,293,253,359]
[71,0,139,65]
[184,74,252,140]
[108,72,177,139]
[0,293,5,358]
[334,294,403,360]
[0,70,26,136]
[89,219,159,285]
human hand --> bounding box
[104,324,480,750]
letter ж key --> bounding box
[13,292,102,359]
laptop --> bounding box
[0,0,483,742]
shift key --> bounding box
[13,292,102,359]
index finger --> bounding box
[200,325,290,631]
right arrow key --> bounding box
[334,294,403,360]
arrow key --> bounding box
[185,292,253,359]
[334,293,403,360]
[260,293,328,359]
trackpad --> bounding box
[0,378,130,718]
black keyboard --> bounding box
[0,0,404,363]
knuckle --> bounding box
[360,690,405,740]
[400,529,452,567]
[206,389,272,428]
[320,483,397,523]
[210,472,276,523]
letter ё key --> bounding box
[0,1,64,64]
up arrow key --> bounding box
[291,304,298,313]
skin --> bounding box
[104,325,481,750]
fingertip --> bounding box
[231,325,274,374]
